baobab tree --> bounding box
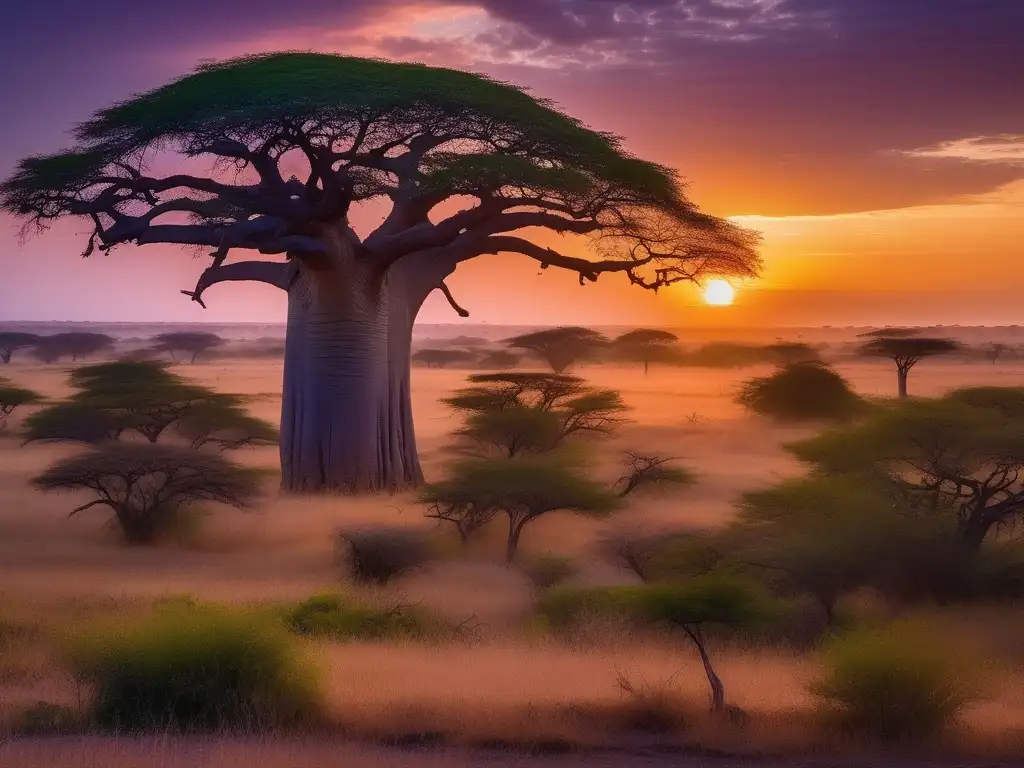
[1,52,759,493]
[858,330,960,398]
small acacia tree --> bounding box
[0,332,40,364]
[505,327,609,373]
[763,341,819,366]
[611,328,680,374]
[39,332,116,363]
[444,372,628,457]
[33,443,264,543]
[478,349,521,370]
[421,454,618,562]
[411,348,476,369]
[2,52,759,493]
[790,390,1024,550]
[0,378,43,427]
[151,331,225,363]
[858,330,960,398]
[24,361,277,449]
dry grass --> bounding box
[4,355,1024,761]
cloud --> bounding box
[906,135,1024,166]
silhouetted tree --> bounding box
[614,452,695,497]
[477,350,521,370]
[151,331,225,363]
[985,343,1009,365]
[736,360,865,421]
[30,332,115,364]
[763,341,819,366]
[411,348,476,369]
[505,327,609,373]
[420,455,618,562]
[1,52,759,493]
[611,328,680,373]
[32,443,264,544]
[858,331,960,398]
[0,332,39,364]
[0,378,42,426]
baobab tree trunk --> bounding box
[278,234,455,493]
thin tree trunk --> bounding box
[0,350,10,364]
[505,519,524,563]
[684,626,725,714]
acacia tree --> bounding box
[2,52,758,493]
[790,391,1024,550]
[32,443,264,544]
[151,331,225,363]
[30,332,116,364]
[0,332,40,364]
[505,326,609,373]
[411,348,476,369]
[858,330,960,398]
[611,328,679,373]
[0,378,43,426]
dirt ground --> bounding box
[3,354,1024,764]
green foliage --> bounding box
[24,360,276,449]
[4,53,688,216]
[65,607,321,731]
[736,361,865,421]
[420,454,619,562]
[614,453,696,498]
[337,527,434,585]
[0,379,43,422]
[32,443,265,544]
[811,627,979,741]
[283,594,447,642]
[444,372,628,457]
[611,574,768,631]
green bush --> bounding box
[283,593,447,641]
[736,361,865,421]
[65,607,321,732]
[536,586,622,630]
[337,527,434,584]
[811,627,978,741]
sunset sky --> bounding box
[1,0,1022,327]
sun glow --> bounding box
[702,279,736,306]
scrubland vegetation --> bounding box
[2,329,1024,765]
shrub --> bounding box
[811,627,978,741]
[521,554,578,591]
[283,593,447,641]
[337,527,434,584]
[65,607,321,731]
[736,360,865,421]
[0,379,43,426]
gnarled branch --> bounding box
[182,260,296,309]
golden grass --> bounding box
[4,355,1024,760]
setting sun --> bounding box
[702,279,736,306]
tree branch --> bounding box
[181,260,296,309]
[438,281,470,318]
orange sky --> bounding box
[1,0,1022,326]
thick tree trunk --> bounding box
[897,367,909,398]
[278,233,455,493]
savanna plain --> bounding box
[3,329,1024,768]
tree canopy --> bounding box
[1,52,759,307]
[505,327,609,373]
[789,390,1024,548]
